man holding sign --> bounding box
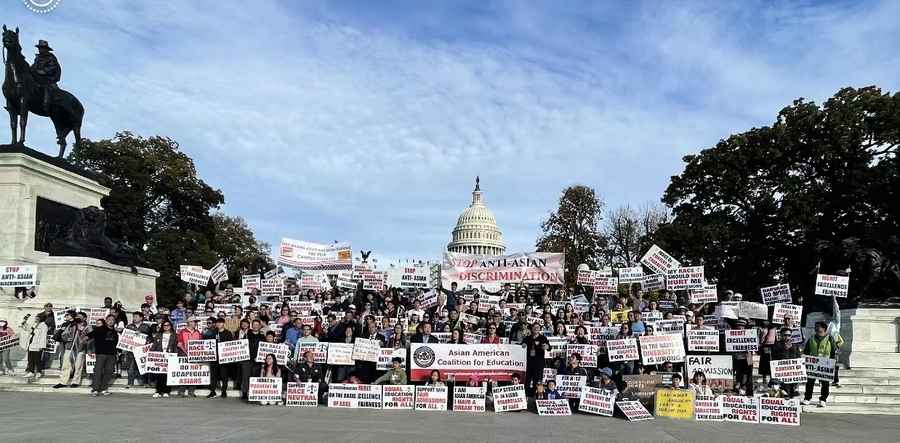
[801,321,837,408]
[203,318,234,398]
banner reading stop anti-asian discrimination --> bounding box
[409,344,525,382]
[441,252,564,287]
[0,265,37,287]
[277,238,352,271]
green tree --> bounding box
[536,185,606,287]
[209,212,273,283]
[656,86,900,303]
[601,202,668,268]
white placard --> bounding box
[381,385,415,410]
[452,386,486,412]
[414,385,448,411]
[248,377,283,403]
[815,274,849,298]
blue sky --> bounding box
[6,0,900,265]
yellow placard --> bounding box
[610,310,629,324]
[654,388,695,419]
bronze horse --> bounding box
[2,25,83,157]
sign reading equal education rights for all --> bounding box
[409,344,525,382]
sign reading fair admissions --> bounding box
[815,274,849,298]
[409,344,525,382]
[441,252,565,287]
[0,265,37,287]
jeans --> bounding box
[92,354,116,392]
[805,379,830,402]
[127,352,145,386]
[26,350,43,374]
[0,349,13,372]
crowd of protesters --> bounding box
[4,277,843,409]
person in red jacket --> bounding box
[176,317,202,397]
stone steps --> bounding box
[802,403,900,415]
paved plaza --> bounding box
[1,392,898,442]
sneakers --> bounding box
[35,373,43,379]
[90,390,99,396]
[800,399,810,405]
[833,383,841,388]
[818,400,827,408]
[152,393,161,398]
[220,391,228,398]
[162,393,170,398]
[101,391,111,396]
[53,384,65,389]
[206,392,217,398]
[23,372,34,378]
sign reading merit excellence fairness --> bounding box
[410,344,525,382]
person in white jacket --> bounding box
[22,312,49,378]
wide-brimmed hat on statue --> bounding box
[35,40,53,51]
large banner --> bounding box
[409,344,525,382]
[441,252,565,287]
[277,238,352,271]
[685,355,734,391]
[0,265,37,287]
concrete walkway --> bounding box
[0,392,897,442]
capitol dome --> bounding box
[447,177,506,255]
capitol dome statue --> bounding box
[447,177,506,256]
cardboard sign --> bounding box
[694,395,723,421]
[327,384,382,409]
[760,284,792,305]
[686,329,720,352]
[555,374,587,399]
[622,374,662,407]
[640,245,681,275]
[725,329,758,352]
[579,386,615,416]
[689,284,718,304]
[537,399,572,416]
[617,267,644,284]
[770,358,807,384]
[492,384,527,412]
[606,338,638,362]
[217,339,250,364]
[566,344,597,367]
[326,342,354,365]
[286,382,319,407]
[297,342,329,364]
[721,395,759,424]
[248,377,283,403]
[187,339,217,363]
[655,389,695,419]
[772,304,803,325]
[382,385,415,409]
[738,302,768,320]
[351,337,380,363]
[166,356,210,385]
[0,265,37,287]
[116,329,148,353]
[256,342,290,365]
[453,386,486,412]
[815,274,849,298]
[685,355,734,391]
[666,266,704,291]
[179,265,211,286]
[617,400,654,421]
[414,385,448,411]
[639,334,685,365]
[804,355,836,382]
[592,277,619,295]
[759,397,800,426]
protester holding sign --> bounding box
[151,320,178,397]
[203,318,234,398]
[86,317,118,396]
[523,323,550,396]
[176,317,202,397]
[802,321,837,408]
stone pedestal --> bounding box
[0,145,158,327]
[808,307,900,368]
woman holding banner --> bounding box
[258,353,282,405]
[151,320,178,398]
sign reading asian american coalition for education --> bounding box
[441,252,565,288]
[409,343,526,382]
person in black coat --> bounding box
[204,318,234,398]
[410,322,437,344]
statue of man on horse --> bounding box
[2,25,84,158]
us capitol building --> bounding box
[446,177,506,255]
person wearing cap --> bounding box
[373,357,407,385]
[30,39,61,110]
[597,367,617,391]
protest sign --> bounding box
[640,245,681,275]
[772,303,803,325]
[377,347,406,371]
[542,368,558,383]
[591,326,620,352]
[187,339,217,363]
[144,351,172,374]
[166,356,209,385]
[85,353,95,374]
[277,238,352,271]
[654,319,684,336]
[387,265,430,289]
[442,252,565,287]
[210,259,228,284]
[415,386,448,411]
[617,266,644,284]
[657,299,677,313]
[576,270,595,286]
[666,266,705,291]
[493,384,527,412]
[804,355,836,382]
[255,342,290,365]
[133,344,152,374]
[770,358,807,384]
[336,271,356,290]
[690,284,718,304]
[326,343,354,365]
[815,274,849,298]
[759,397,800,426]
[537,399,572,416]
[248,377,283,403]
[179,265,211,286]
[642,273,665,292]
[382,385,415,409]
[285,382,318,407]
[686,329,720,352]
[453,386,486,412]
[0,265,37,287]
[555,374,587,399]
[327,383,382,409]
[617,400,654,421]
[546,336,569,359]
[622,374,662,408]
[694,395,723,421]
[725,329,758,352]
[241,274,260,291]
[654,389,695,420]
[82,307,110,323]
[579,387,616,416]
[260,278,284,296]
[566,344,597,367]
[351,337,380,363]
[609,310,629,324]
[298,342,329,364]
[116,329,148,353]
[217,339,250,364]
[607,338,639,362]
[722,395,759,424]
[760,284,792,305]
[738,302,768,320]
[409,344,525,382]
[686,355,734,390]
[639,334,685,365]
[43,337,58,353]
[714,303,738,320]
[593,277,619,295]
